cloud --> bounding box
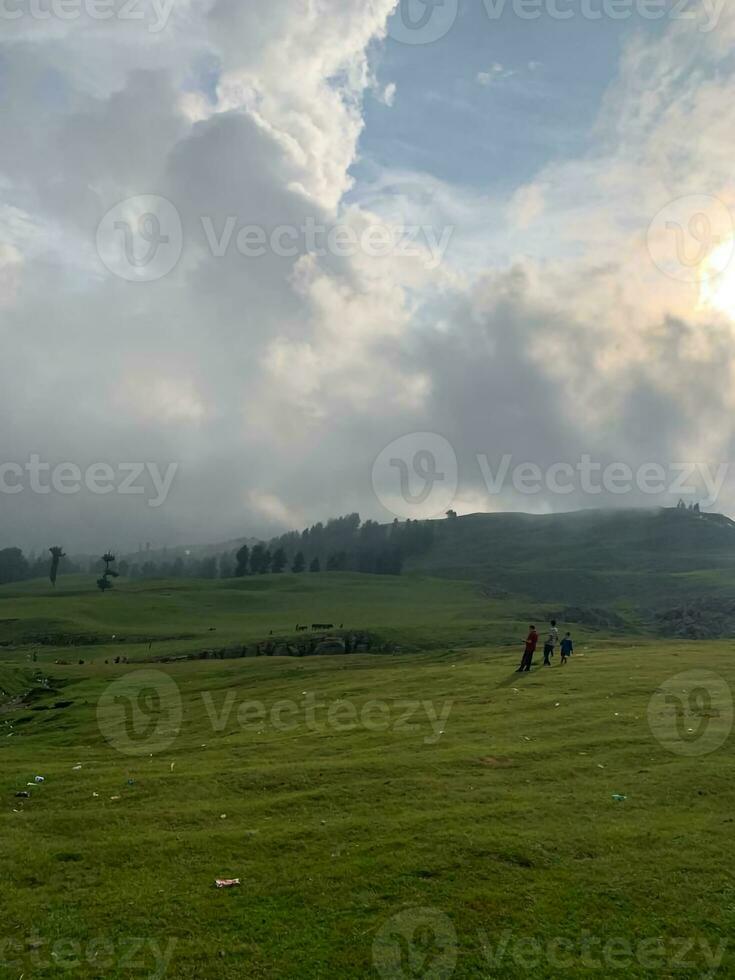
[477,63,515,85]
[3,4,735,552]
[379,82,397,107]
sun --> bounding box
[699,236,735,318]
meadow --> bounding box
[1,573,733,978]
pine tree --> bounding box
[235,545,250,577]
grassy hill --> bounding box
[407,508,735,610]
[1,573,733,977]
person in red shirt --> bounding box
[517,625,539,673]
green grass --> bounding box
[1,576,733,977]
[0,572,563,665]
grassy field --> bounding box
[1,574,733,978]
[0,572,570,664]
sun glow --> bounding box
[699,237,735,318]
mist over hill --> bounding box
[407,507,735,596]
[5,507,735,635]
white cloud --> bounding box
[477,63,515,85]
[4,4,735,549]
[380,82,397,107]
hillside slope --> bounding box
[406,508,735,608]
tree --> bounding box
[326,552,347,572]
[250,544,271,575]
[199,556,218,579]
[310,557,321,573]
[235,545,250,577]
[292,551,306,574]
[97,552,119,593]
[219,552,235,579]
[0,548,29,585]
[48,546,66,587]
[271,548,287,574]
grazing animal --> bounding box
[296,625,309,632]
[312,623,334,631]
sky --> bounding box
[2,0,735,552]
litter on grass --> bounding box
[215,879,241,889]
[34,776,45,783]
[612,794,628,802]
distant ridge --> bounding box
[405,507,735,606]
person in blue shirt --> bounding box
[560,632,574,665]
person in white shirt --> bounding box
[543,619,560,666]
